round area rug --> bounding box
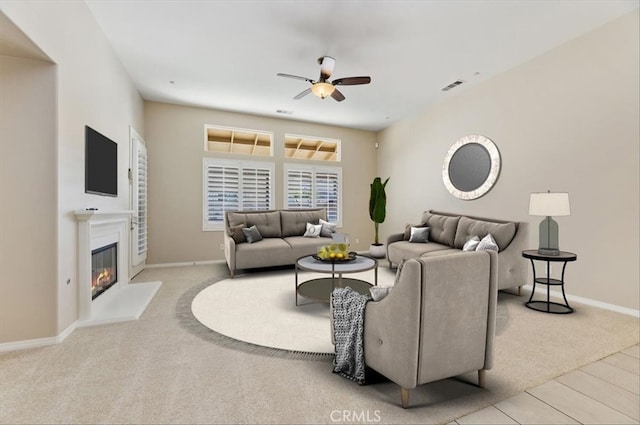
[191,267,396,355]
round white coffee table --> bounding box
[294,254,378,305]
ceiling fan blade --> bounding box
[331,88,345,102]
[277,73,314,83]
[294,87,312,100]
[332,76,371,86]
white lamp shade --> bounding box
[319,56,336,78]
[529,192,571,216]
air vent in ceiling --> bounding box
[441,80,465,91]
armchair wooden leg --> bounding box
[478,369,486,388]
[517,286,522,296]
[400,387,410,409]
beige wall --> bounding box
[144,101,378,265]
[0,54,57,341]
[1,2,144,342]
[377,12,639,310]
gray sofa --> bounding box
[223,208,332,277]
[387,210,528,292]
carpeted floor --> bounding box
[1,263,638,425]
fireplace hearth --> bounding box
[91,242,117,300]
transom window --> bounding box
[284,163,342,225]
[203,158,274,230]
[205,125,273,157]
[284,134,340,162]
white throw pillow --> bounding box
[476,234,498,252]
[369,286,393,301]
[303,222,322,238]
[463,235,481,251]
[319,218,337,237]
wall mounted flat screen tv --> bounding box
[85,125,118,197]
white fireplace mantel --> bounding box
[74,209,160,326]
[74,209,135,222]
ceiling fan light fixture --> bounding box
[311,82,335,99]
[319,56,336,79]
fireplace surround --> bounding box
[74,210,161,326]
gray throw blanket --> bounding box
[331,287,371,385]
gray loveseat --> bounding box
[223,208,332,277]
[387,210,528,292]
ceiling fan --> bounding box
[277,56,371,102]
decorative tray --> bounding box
[312,252,357,263]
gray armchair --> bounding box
[364,250,498,408]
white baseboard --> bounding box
[0,320,78,353]
[145,259,226,268]
[523,284,639,318]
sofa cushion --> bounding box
[281,209,327,237]
[234,238,293,269]
[228,211,282,238]
[227,223,247,244]
[420,212,460,247]
[284,236,332,251]
[454,216,516,251]
[419,248,462,258]
[388,241,452,261]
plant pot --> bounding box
[369,243,386,258]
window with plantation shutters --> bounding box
[315,170,340,223]
[203,158,274,230]
[284,164,342,225]
[285,169,313,209]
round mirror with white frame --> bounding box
[442,134,501,200]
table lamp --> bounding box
[529,191,571,255]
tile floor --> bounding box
[451,344,639,424]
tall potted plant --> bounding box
[369,176,390,258]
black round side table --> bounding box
[522,250,577,314]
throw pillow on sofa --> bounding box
[476,234,498,252]
[242,225,263,244]
[453,216,516,251]
[403,223,427,240]
[370,286,393,301]
[319,218,337,237]
[228,223,247,244]
[409,226,430,243]
[304,222,322,237]
[462,235,480,251]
